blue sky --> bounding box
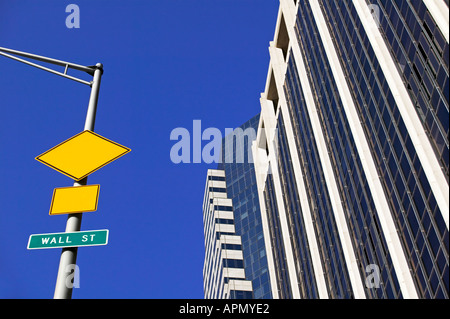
[0,1,278,298]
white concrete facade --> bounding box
[202,169,253,299]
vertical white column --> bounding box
[422,0,449,43]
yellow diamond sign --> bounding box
[36,130,131,181]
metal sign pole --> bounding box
[53,63,103,299]
[0,48,123,299]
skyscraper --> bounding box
[252,0,448,299]
[202,115,273,299]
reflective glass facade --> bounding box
[317,0,448,298]
[283,49,354,298]
[219,114,273,299]
[369,0,449,181]
[283,0,407,298]
[263,170,292,298]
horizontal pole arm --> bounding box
[0,51,92,86]
[0,46,96,75]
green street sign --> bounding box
[27,229,109,250]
